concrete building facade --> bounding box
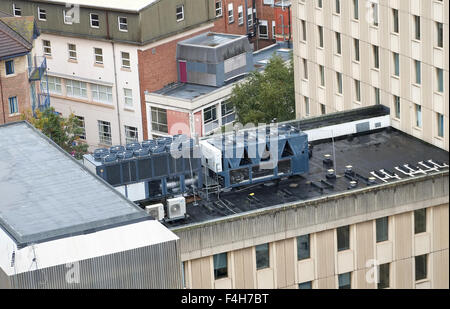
[291,0,449,151]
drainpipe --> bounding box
[0,73,5,124]
[287,4,291,49]
[108,11,124,145]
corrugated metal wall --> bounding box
[6,240,182,289]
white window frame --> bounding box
[43,40,52,56]
[215,1,223,17]
[259,20,269,39]
[8,96,19,114]
[63,10,73,25]
[98,120,112,145]
[228,3,234,24]
[272,20,276,39]
[121,52,131,69]
[76,116,86,140]
[43,76,62,94]
[13,4,21,17]
[124,88,133,108]
[94,48,103,64]
[176,5,184,22]
[118,16,128,32]
[68,43,77,60]
[125,126,139,144]
[66,80,87,99]
[151,107,168,134]
[91,84,113,104]
[247,7,253,27]
[90,13,100,28]
[38,7,46,21]
[238,6,244,25]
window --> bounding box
[98,120,112,145]
[304,97,310,116]
[125,126,138,144]
[320,103,326,115]
[5,60,14,75]
[415,104,422,128]
[337,226,350,251]
[256,243,270,270]
[393,53,400,76]
[247,8,253,27]
[76,116,86,140]
[437,113,444,138]
[43,40,52,56]
[213,253,228,279]
[303,58,308,79]
[118,16,128,32]
[371,2,378,26]
[68,43,77,60]
[204,105,218,133]
[94,48,103,64]
[259,20,268,39]
[338,272,351,289]
[414,209,426,234]
[415,254,427,281]
[376,217,388,243]
[272,21,276,40]
[13,4,21,16]
[42,76,62,94]
[355,80,361,102]
[176,5,184,22]
[63,10,73,24]
[38,7,47,21]
[215,1,222,17]
[317,0,322,9]
[151,107,168,133]
[436,68,444,93]
[318,26,323,48]
[90,13,99,28]
[301,20,306,41]
[319,65,325,87]
[221,100,235,125]
[298,281,312,289]
[375,87,380,105]
[238,6,243,25]
[8,96,18,114]
[414,15,420,40]
[354,39,360,61]
[353,0,358,20]
[378,263,390,289]
[335,32,341,55]
[335,0,340,14]
[228,3,234,23]
[336,72,343,94]
[66,80,87,98]
[394,95,400,119]
[436,22,443,48]
[373,45,379,69]
[92,84,113,103]
[121,52,131,68]
[124,88,133,107]
[297,234,310,260]
[414,60,421,84]
[392,9,399,33]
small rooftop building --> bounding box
[0,121,181,289]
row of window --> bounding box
[76,117,137,145]
[42,76,134,108]
[42,40,132,69]
[210,208,430,288]
[12,3,186,30]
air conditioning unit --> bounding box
[145,203,165,221]
[166,197,186,220]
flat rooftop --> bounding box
[180,33,242,47]
[153,43,292,100]
[164,127,449,228]
[0,122,150,248]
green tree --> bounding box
[22,107,88,160]
[230,52,295,126]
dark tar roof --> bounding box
[153,43,292,100]
[0,122,149,248]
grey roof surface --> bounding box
[154,43,292,100]
[0,122,149,247]
[180,33,241,47]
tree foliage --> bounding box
[230,52,295,126]
[22,107,88,160]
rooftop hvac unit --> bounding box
[167,197,186,220]
[145,203,164,221]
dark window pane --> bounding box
[415,254,427,281]
[256,243,270,270]
[297,234,310,260]
[414,209,426,234]
[298,281,312,289]
[378,263,390,289]
[338,272,351,289]
[214,253,228,279]
[376,217,388,242]
[337,226,350,251]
